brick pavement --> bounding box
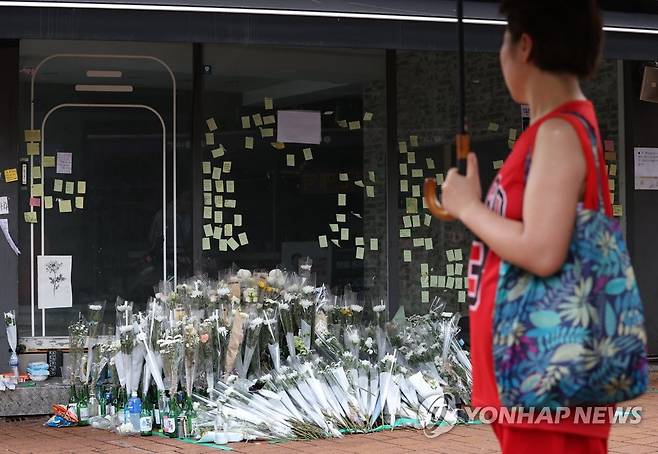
[1,372,656,454]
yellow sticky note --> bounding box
[447,264,455,276]
[43,156,56,168]
[31,166,41,180]
[213,226,222,240]
[252,113,263,127]
[31,183,43,197]
[412,169,423,178]
[227,237,239,250]
[426,158,435,170]
[608,179,615,191]
[356,247,364,260]
[403,250,412,263]
[424,214,432,226]
[399,163,408,176]
[366,186,375,198]
[458,291,467,303]
[241,116,251,129]
[271,142,285,150]
[214,196,223,208]
[455,249,463,261]
[53,179,63,192]
[446,277,455,289]
[223,161,232,173]
[613,205,623,217]
[75,196,84,209]
[407,152,416,164]
[410,135,419,147]
[436,173,445,184]
[24,211,37,223]
[224,199,236,208]
[202,237,211,251]
[203,179,212,192]
[234,214,242,226]
[370,238,379,251]
[400,229,411,238]
[44,196,53,209]
[337,119,347,128]
[339,173,349,181]
[319,235,328,248]
[488,122,499,132]
[264,97,273,110]
[340,228,349,241]
[205,133,215,146]
[412,185,421,197]
[447,249,456,262]
[263,115,276,125]
[424,238,433,250]
[4,168,18,183]
[203,224,213,237]
[363,112,373,121]
[609,164,617,177]
[368,171,375,182]
[27,142,40,156]
[238,232,249,246]
[400,180,409,192]
[338,193,346,206]
[58,199,72,213]
[226,181,235,193]
[399,141,408,154]
[348,121,361,130]
[65,181,74,195]
[24,129,41,142]
[216,180,224,193]
[286,154,295,167]
[203,206,212,219]
[354,180,364,187]
[204,193,212,205]
[206,117,218,132]
[219,239,228,251]
[245,136,254,150]
[214,210,223,223]
[212,167,222,180]
[406,197,418,214]
[224,223,233,237]
[403,216,412,228]
[413,238,424,248]
[260,128,274,138]
[303,148,313,160]
[77,181,86,194]
[202,161,211,174]
[493,160,504,170]
[211,146,225,158]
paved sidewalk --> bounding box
[1,372,656,454]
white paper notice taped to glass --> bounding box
[0,219,20,255]
[276,110,321,144]
[37,255,73,309]
[635,147,658,190]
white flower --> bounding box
[360,360,371,368]
[260,374,272,382]
[267,269,285,287]
[218,287,231,297]
[350,304,363,313]
[365,337,374,349]
[116,303,131,312]
[400,366,408,374]
[302,285,315,295]
[88,304,102,311]
[300,299,314,310]
[119,325,133,334]
[243,288,258,303]
[236,269,252,281]
[278,302,290,311]
[373,304,386,313]
[136,332,147,342]
[217,326,228,336]
[192,402,200,411]
[191,290,203,299]
[381,353,397,364]
[249,317,263,329]
[347,331,360,345]
[342,351,353,358]
[209,295,218,303]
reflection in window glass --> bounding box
[199,46,387,302]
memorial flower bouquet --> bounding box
[182,318,200,396]
[158,330,183,395]
[85,301,106,382]
[198,317,216,391]
[4,310,17,382]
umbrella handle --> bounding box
[423,134,471,221]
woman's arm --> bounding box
[441,118,586,277]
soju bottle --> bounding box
[183,393,196,437]
[99,389,107,417]
[162,391,177,437]
[116,387,127,424]
[151,387,161,430]
[78,385,90,426]
[140,397,153,436]
[166,393,181,438]
[67,385,78,414]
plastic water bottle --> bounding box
[9,352,18,383]
[128,391,142,433]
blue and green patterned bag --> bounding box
[492,113,648,408]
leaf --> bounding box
[529,310,561,329]
[605,278,627,296]
[550,343,585,363]
[605,303,617,337]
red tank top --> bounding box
[467,100,612,437]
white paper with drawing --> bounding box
[38,255,73,309]
[635,147,658,190]
[276,110,321,144]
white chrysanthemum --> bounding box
[278,302,290,310]
[302,285,315,295]
[218,287,231,297]
[342,351,353,358]
[88,304,103,311]
[373,304,386,313]
[136,332,147,342]
[300,299,314,310]
[350,304,363,313]
[365,337,374,349]
[191,290,203,299]
[249,317,263,329]
[119,325,134,334]
[217,326,228,336]
[236,269,252,281]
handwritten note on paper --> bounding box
[59,199,72,213]
[424,238,433,250]
[399,229,411,238]
[366,186,375,198]
[215,180,224,192]
[203,179,212,192]
[214,211,223,223]
[245,136,254,150]
[368,171,375,182]
[363,112,373,121]
[44,196,53,209]
[227,237,240,251]
[406,197,418,214]
[219,239,228,251]
[203,206,212,219]
[399,163,408,175]
[330,224,339,233]
[276,110,321,144]
[354,180,364,187]
[205,133,215,146]
[223,161,232,173]
[264,97,273,110]
[303,148,313,161]
[413,238,424,248]
[609,164,618,177]
[226,180,235,193]
[212,146,225,158]
[238,232,249,246]
[493,160,504,170]
[205,117,217,132]
[338,194,346,206]
[412,185,421,198]
[27,142,40,156]
[403,250,412,263]
[0,196,8,215]
[211,167,221,180]
[370,238,379,251]
[355,247,364,260]
[438,276,446,288]
[410,135,419,147]
[407,152,416,164]
[263,115,276,125]
[286,154,295,167]
[203,224,213,237]
[400,180,409,192]
[403,216,412,228]
[75,197,84,209]
[225,199,237,208]
[348,121,361,131]
[4,169,18,183]
[202,237,211,251]
[319,235,328,248]
[426,158,435,169]
[56,152,72,174]
[455,248,463,261]
[340,228,349,241]
[24,129,41,142]
[355,236,364,246]
[336,213,346,223]
[446,249,456,262]
[213,226,222,240]
[65,181,74,195]
[241,116,251,129]
[214,196,223,208]
[252,113,263,127]
[436,173,445,184]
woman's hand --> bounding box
[441,152,483,220]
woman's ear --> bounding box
[519,33,534,64]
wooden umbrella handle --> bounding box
[423,134,471,222]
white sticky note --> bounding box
[438,276,446,288]
[202,161,211,174]
[226,181,235,193]
[213,226,222,240]
[219,239,228,251]
[400,180,409,192]
[203,224,213,237]
[252,113,263,127]
[212,146,225,158]
[263,115,276,125]
[225,199,236,208]
[354,180,364,187]
[348,121,361,130]
[436,173,445,184]
[215,196,223,208]
[303,148,313,160]
[44,196,53,209]
[234,214,242,226]
[403,250,412,262]
[202,238,211,250]
[426,158,435,169]
[32,166,41,180]
[214,210,223,224]
[338,194,346,206]
[446,277,455,289]
[65,181,74,195]
[227,237,239,250]
[363,112,373,121]
[424,214,432,226]
[413,238,424,248]
[330,223,339,232]
[410,135,419,147]
[412,185,421,197]
[412,169,423,178]
[455,277,463,290]
[407,152,416,164]
[455,249,463,261]
[355,236,364,246]
[400,229,411,238]
[261,128,274,138]
[339,173,349,181]
[264,97,273,110]
[238,232,249,246]
[447,249,456,262]
[458,291,466,303]
[399,141,408,154]
[224,223,233,237]
[336,213,346,223]
[356,247,364,260]
[455,263,463,275]
[204,193,212,206]
[369,238,379,251]
[319,235,328,248]
[203,179,212,192]
[424,238,433,251]
[430,275,438,287]
[205,133,215,146]
[241,116,251,129]
[203,206,212,219]
[340,228,349,241]
[368,171,375,182]
[331,239,341,247]
[366,186,375,198]
[245,136,254,150]
[399,163,408,176]
[215,180,224,192]
[286,154,295,167]
[421,291,429,303]
[223,161,232,173]
[403,216,412,228]
[493,160,504,170]
[447,264,455,276]
[206,118,218,132]
[412,215,420,227]
[75,196,84,209]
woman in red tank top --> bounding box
[441,1,611,453]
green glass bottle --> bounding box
[78,385,89,426]
[152,387,162,430]
[116,387,127,424]
[183,393,196,437]
[162,391,178,437]
[67,385,78,414]
[99,389,107,417]
[139,397,153,436]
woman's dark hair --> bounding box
[500,0,603,78]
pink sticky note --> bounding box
[29,196,41,207]
[604,140,615,152]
